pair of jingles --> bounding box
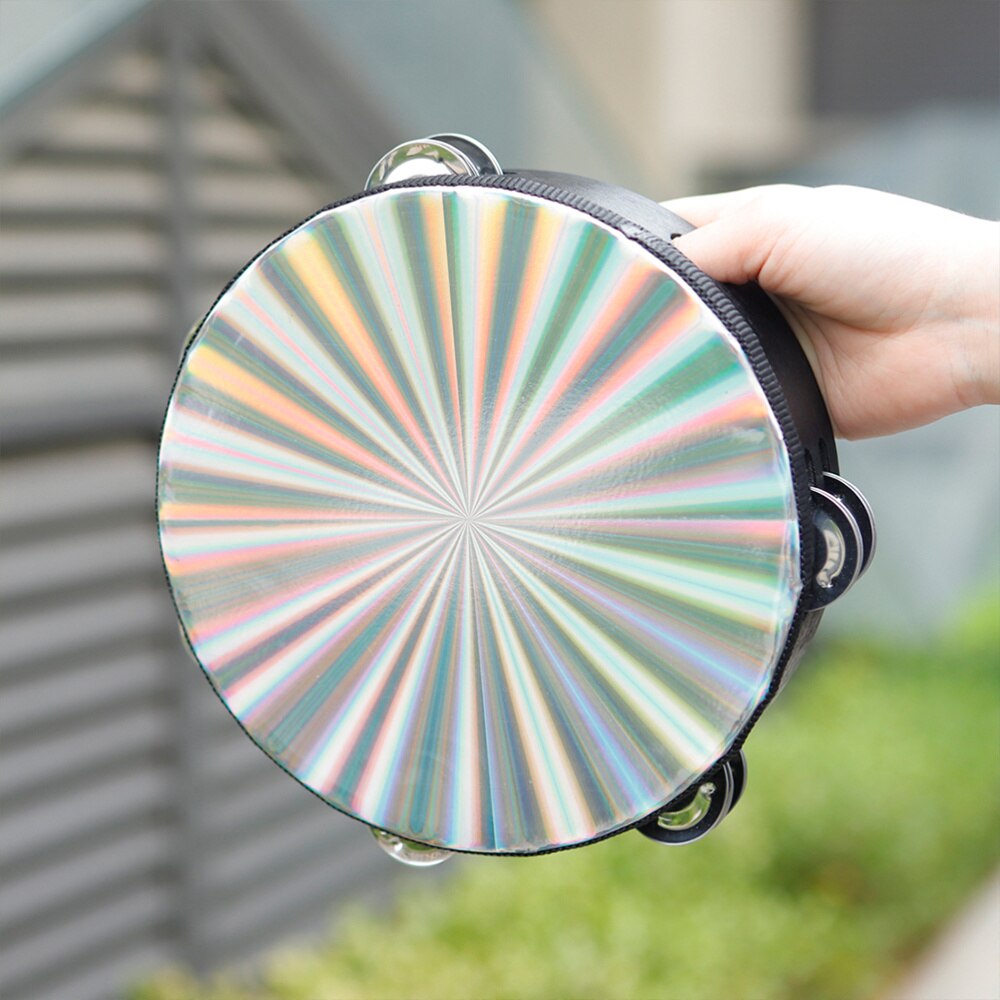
[157,136,875,865]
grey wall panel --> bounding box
[0,163,164,216]
[203,808,355,896]
[0,826,170,934]
[198,225,303,274]
[198,171,327,221]
[1,586,169,669]
[0,443,155,526]
[0,7,411,998]
[0,882,172,999]
[0,702,170,801]
[0,645,167,735]
[0,766,171,866]
[0,519,159,601]
[202,833,384,954]
[35,101,164,157]
[0,348,166,430]
[28,943,176,1000]
[200,767,329,841]
[200,723,274,784]
[1,287,165,345]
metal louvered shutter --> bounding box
[0,10,416,999]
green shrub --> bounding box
[136,596,999,1000]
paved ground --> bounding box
[891,871,1000,1000]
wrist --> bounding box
[950,219,999,408]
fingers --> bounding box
[660,185,807,286]
[660,187,776,227]
[669,213,772,285]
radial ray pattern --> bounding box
[158,185,801,853]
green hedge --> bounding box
[137,597,999,1000]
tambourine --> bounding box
[157,135,874,865]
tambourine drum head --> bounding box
[157,185,801,854]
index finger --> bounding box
[660,187,789,227]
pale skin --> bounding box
[661,185,1000,440]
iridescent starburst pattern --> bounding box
[158,185,801,854]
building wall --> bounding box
[0,31,408,1000]
[531,0,809,195]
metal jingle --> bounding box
[727,749,748,811]
[426,133,503,176]
[821,472,877,574]
[370,828,454,867]
[636,755,743,846]
[808,486,864,608]
[366,134,502,190]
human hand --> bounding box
[662,185,999,439]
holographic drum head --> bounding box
[157,185,802,855]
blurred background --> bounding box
[0,2,997,999]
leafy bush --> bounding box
[136,597,999,1000]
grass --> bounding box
[136,596,999,1000]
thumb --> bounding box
[661,186,800,285]
[660,189,769,227]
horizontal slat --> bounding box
[204,808,349,895]
[0,348,168,438]
[201,724,273,787]
[0,287,166,344]
[96,49,164,100]
[193,112,291,166]
[198,225,289,273]
[0,881,171,997]
[20,940,174,1000]
[0,177,318,228]
[0,227,166,277]
[0,702,171,803]
[2,401,163,450]
[204,854,430,975]
[195,61,254,111]
[0,442,155,529]
[0,166,320,225]
[0,765,170,870]
[0,164,163,215]
[0,518,158,602]
[202,766,325,840]
[1,584,171,670]
[197,685,244,733]
[198,170,323,218]
[194,277,234,316]
[0,825,170,934]
[38,104,163,156]
[202,830,380,952]
[0,644,169,737]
